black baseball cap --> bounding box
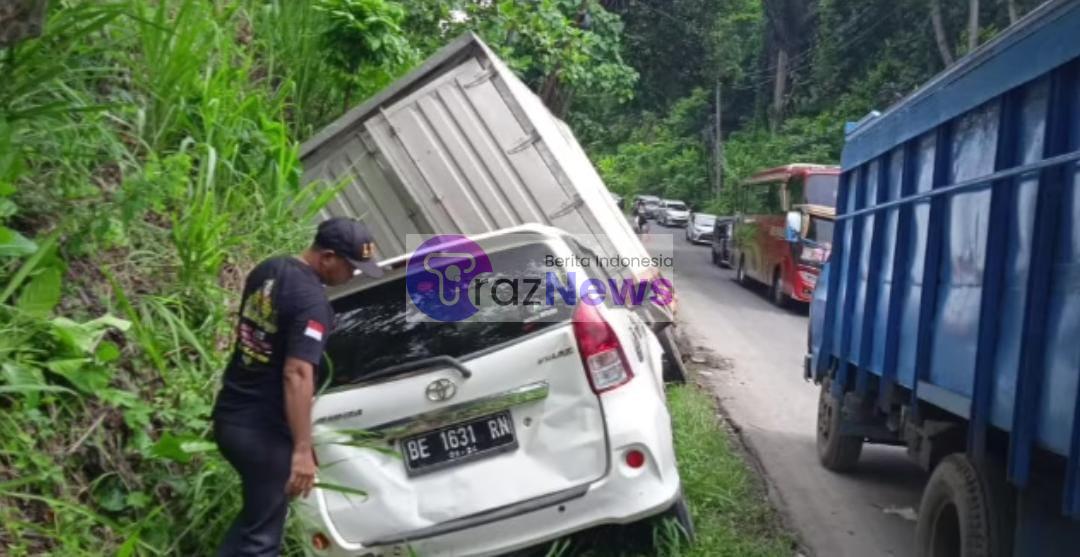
[315,217,384,278]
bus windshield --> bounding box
[806,216,835,245]
[805,174,839,207]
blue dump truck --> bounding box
[806,1,1080,555]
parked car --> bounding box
[632,194,661,219]
[685,213,716,244]
[657,200,689,227]
[709,216,736,267]
[298,225,693,556]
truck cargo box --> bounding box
[299,33,654,282]
[808,0,1080,553]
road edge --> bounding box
[669,322,813,557]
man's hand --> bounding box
[286,448,317,499]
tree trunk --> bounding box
[968,0,980,52]
[930,0,954,67]
[770,49,789,131]
[343,81,354,114]
[715,80,723,194]
[1006,0,1017,24]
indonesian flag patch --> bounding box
[303,320,325,342]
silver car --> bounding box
[685,213,716,244]
[657,200,689,227]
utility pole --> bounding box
[714,79,724,195]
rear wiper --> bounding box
[348,355,473,386]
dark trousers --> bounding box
[214,420,293,557]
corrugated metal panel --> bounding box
[303,129,429,256]
[300,33,650,274]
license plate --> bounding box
[401,411,518,476]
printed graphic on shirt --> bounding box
[238,278,278,366]
[241,278,278,333]
[303,320,325,342]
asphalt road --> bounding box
[654,225,926,557]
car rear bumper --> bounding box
[301,376,681,557]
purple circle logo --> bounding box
[405,235,493,322]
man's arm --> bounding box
[284,356,317,498]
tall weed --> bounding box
[1,0,344,554]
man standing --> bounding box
[212,218,383,556]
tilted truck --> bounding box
[806,1,1080,554]
[300,33,685,381]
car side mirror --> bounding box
[785,211,802,243]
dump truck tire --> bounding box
[916,454,1015,557]
[816,378,863,471]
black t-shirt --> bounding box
[213,256,333,432]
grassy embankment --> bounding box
[0,2,793,555]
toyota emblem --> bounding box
[425,378,457,402]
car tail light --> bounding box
[625,449,646,468]
[573,303,633,393]
[798,269,818,286]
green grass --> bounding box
[0,1,364,554]
[665,385,794,556]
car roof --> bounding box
[662,199,686,204]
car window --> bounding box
[741,182,783,214]
[570,239,631,283]
[322,243,573,388]
[668,203,687,211]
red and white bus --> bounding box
[732,164,840,306]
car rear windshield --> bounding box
[322,243,574,388]
[667,203,687,211]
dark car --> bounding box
[632,194,662,219]
[710,216,736,267]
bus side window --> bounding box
[765,181,783,213]
[786,177,804,211]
